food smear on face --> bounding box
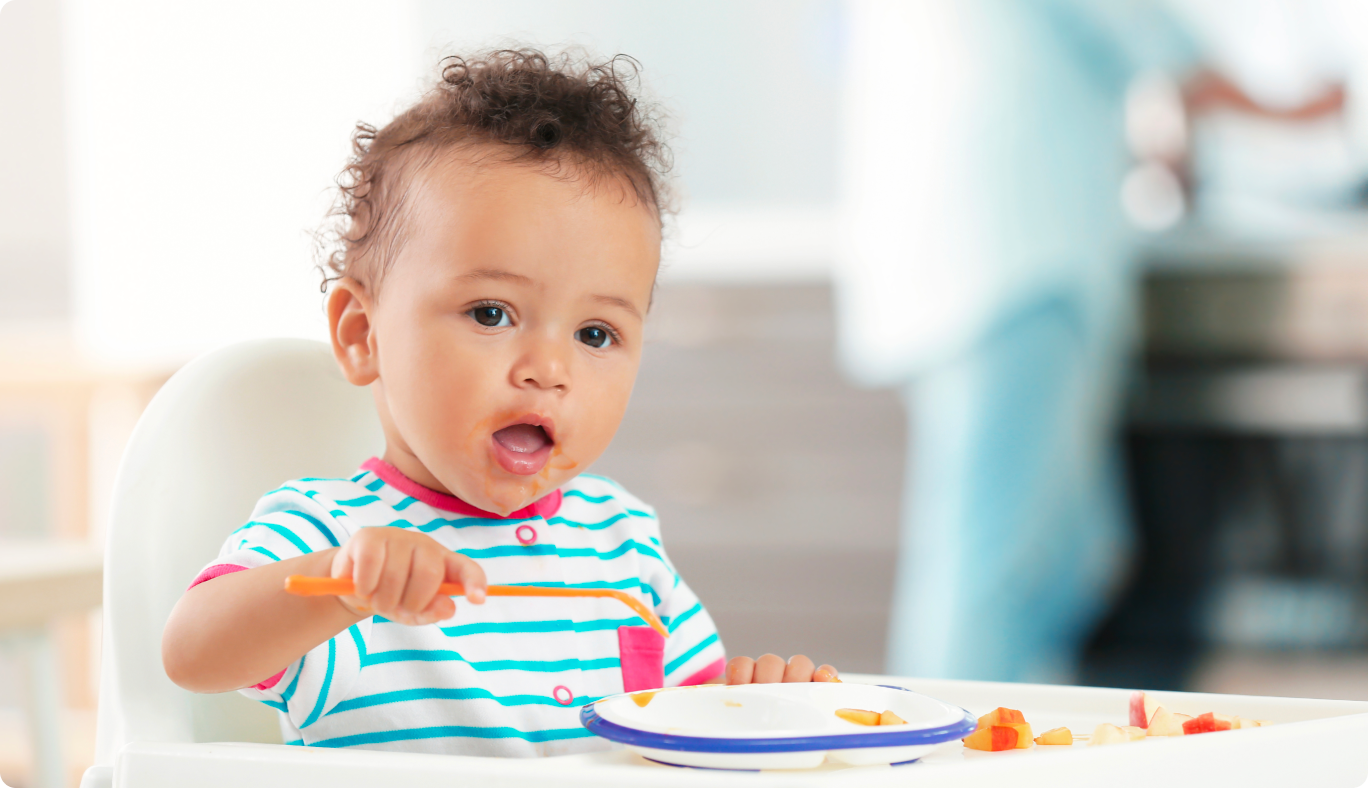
[631,691,658,708]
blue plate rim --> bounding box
[579,684,977,754]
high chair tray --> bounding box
[90,674,1368,788]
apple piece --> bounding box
[964,725,1019,752]
[1123,725,1146,741]
[1214,713,1239,728]
[1128,691,1162,728]
[835,708,881,726]
[879,710,907,726]
[1034,727,1073,745]
[1090,723,1133,746]
[1000,722,1033,748]
[1146,707,1186,737]
[1254,720,1274,727]
[1182,712,1234,735]
[976,707,1027,729]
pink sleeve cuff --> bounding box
[187,563,248,590]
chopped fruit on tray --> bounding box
[835,708,881,726]
[1129,691,1162,728]
[964,725,1019,752]
[1183,712,1234,735]
[1001,722,1034,749]
[835,708,908,726]
[1034,727,1073,745]
[1089,723,1134,746]
[977,707,1026,729]
[631,691,658,708]
[879,710,907,726]
[1123,726,1147,741]
[1145,707,1190,737]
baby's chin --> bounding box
[451,468,567,516]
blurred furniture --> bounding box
[0,541,103,788]
[0,339,170,788]
[86,339,383,788]
[1086,224,1368,690]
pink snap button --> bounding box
[516,524,537,545]
[552,685,574,706]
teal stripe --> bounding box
[502,578,661,607]
[280,656,305,702]
[372,616,645,636]
[335,495,380,507]
[668,602,702,633]
[562,489,612,504]
[301,639,336,728]
[454,538,664,564]
[665,632,720,675]
[284,739,304,746]
[393,496,419,511]
[249,545,281,562]
[285,510,340,548]
[348,472,367,482]
[310,724,596,749]
[625,508,656,519]
[327,686,605,716]
[380,516,530,532]
[365,478,385,492]
[365,649,619,673]
[546,512,629,531]
[347,624,367,666]
[234,521,312,555]
[262,699,287,712]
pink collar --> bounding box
[360,457,562,520]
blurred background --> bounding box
[6,0,1368,784]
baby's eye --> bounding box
[576,326,613,348]
[469,306,510,327]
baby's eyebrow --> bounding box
[592,294,642,321]
[456,268,534,285]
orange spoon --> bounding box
[283,575,669,638]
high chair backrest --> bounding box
[95,338,383,764]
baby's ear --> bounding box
[327,278,378,386]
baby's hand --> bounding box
[725,654,838,685]
[329,527,486,625]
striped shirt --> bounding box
[189,457,725,757]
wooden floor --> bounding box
[590,283,907,674]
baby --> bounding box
[162,50,836,757]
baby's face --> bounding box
[346,154,659,515]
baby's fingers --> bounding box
[782,654,815,683]
[726,656,755,685]
[445,552,487,604]
[813,664,840,683]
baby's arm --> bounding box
[163,527,486,694]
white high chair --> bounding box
[84,339,383,786]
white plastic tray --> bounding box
[89,674,1368,788]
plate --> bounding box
[579,682,976,770]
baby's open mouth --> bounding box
[493,423,551,454]
[490,422,555,476]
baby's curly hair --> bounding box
[319,48,672,293]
